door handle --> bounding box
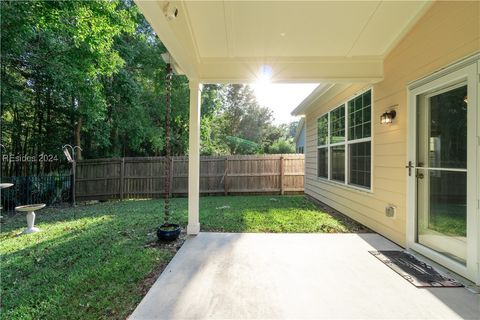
[405,161,414,176]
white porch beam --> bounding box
[187,79,201,235]
[197,57,384,84]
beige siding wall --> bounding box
[305,1,480,246]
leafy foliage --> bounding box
[1,1,299,177]
[200,84,298,155]
[225,136,260,155]
[268,138,296,154]
[0,0,189,173]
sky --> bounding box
[250,83,318,125]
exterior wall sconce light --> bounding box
[380,110,396,125]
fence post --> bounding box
[71,161,76,206]
[224,157,228,196]
[169,157,174,197]
[280,156,285,195]
[120,158,125,200]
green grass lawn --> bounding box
[429,203,466,237]
[0,195,367,319]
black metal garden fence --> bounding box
[0,174,72,212]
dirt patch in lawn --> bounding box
[306,195,372,233]
[139,231,188,296]
[122,231,188,318]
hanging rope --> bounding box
[164,63,173,223]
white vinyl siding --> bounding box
[304,1,479,249]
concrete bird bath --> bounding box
[0,183,14,189]
[0,183,13,212]
[15,204,46,234]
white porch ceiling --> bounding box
[135,0,432,83]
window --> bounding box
[317,114,328,178]
[330,105,345,182]
[316,89,372,189]
[317,114,328,145]
[331,145,345,182]
[317,148,328,178]
[330,106,345,144]
[349,142,371,187]
[348,91,371,140]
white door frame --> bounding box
[406,54,479,284]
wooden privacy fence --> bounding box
[75,154,304,201]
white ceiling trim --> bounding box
[379,1,434,58]
[135,0,432,83]
[223,1,235,58]
[346,1,382,57]
[200,56,384,64]
[134,0,199,78]
[178,1,202,65]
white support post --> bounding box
[187,80,201,235]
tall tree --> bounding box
[1,0,135,173]
[216,84,273,154]
[0,1,296,176]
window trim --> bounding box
[316,146,328,179]
[315,87,374,191]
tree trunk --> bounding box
[74,117,82,160]
[45,86,53,172]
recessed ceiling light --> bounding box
[280,32,286,37]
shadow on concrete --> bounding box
[357,233,479,319]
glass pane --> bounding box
[317,148,328,178]
[417,170,467,264]
[364,106,371,123]
[330,146,345,182]
[349,142,371,188]
[417,84,467,169]
[348,100,354,115]
[317,115,328,146]
[348,90,372,140]
[363,90,371,107]
[363,122,371,137]
[354,96,362,111]
[330,106,345,144]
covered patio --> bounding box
[134,0,434,235]
[130,233,479,319]
[129,1,480,317]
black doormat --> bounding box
[369,251,463,288]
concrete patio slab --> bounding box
[130,233,479,319]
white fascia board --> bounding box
[291,83,352,116]
[291,83,332,116]
[135,0,200,79]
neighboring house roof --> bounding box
[294,118,305,144]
